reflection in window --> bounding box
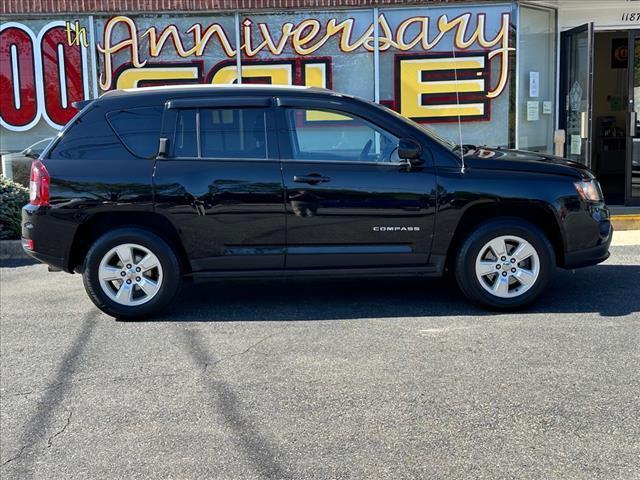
[174,109,197,158]
[286,109,399,163]
[200,108,267,159]
[107,106,164,158]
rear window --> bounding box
[106,106,163,158]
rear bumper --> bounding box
[22,244,67,271]
[22,204,76,273]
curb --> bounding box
[611,215,640,231]
[0,240,27,260]
[611,230,640,246]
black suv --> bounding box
[22,85,612,318]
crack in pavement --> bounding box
[181,330,292,479]
[1,445,27,467]
[47,410,72,448]
[2,372,184,399]
[0,311,98,477]
[201,333,276,374]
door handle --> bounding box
[293,173,330,185]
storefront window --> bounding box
[238,10,375,101]
[517,6,557,153]
[379,4,515,148]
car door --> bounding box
[276,97,437,270]
[153,96,286,272]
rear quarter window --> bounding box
[48,107,135,161]
[106,106,164,158]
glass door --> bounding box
[627,29,640,204]
[559,23,594,166]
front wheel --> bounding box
[82,228,182,319]
[454,218,555,309]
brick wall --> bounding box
[1,0,461,14]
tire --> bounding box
[454,217,555,310]
[82,228,182,319]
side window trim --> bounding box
[196,108,202,158]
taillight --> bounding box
[29,160,50,206]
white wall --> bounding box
[557,1,640,31]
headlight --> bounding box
[574,179,603,203]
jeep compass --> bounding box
[22,85,612,318]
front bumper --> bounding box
[563,239,611,268]
[562,203,613,269]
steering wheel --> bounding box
[360,139,373,160]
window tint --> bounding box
[173,109,198,158]
[285,109,400,163]
[200,108,267,159]
[107,106,164,158]
[48,109,135,161]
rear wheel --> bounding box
[82,228,181,319]
[454,218,555,309]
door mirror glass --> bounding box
[398,138,422,162]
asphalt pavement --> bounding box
[1,246,639,479]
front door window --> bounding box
[284,108,400,163]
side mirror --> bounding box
[158,137,169,158]
[398,138,422,164]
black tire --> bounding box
[82,228,182,319]
[454,217,555,310]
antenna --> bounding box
[451,46,466,173]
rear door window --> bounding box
[173,109,198,158]
[200,108,267,159]
[106,106,164,158]
[170,108,268,159]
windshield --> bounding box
[371,102,457,151]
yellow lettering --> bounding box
[115,66,199,89]
[210,64,293,85]
[98,16,146,90]
[399,56,486,119]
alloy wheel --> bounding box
[474,235,540,299]
[97,243,163,306]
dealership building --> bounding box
[1,0,639,204]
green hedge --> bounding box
[0,176,29,240]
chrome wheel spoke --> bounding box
[476,260,496,276]
[512,242,535,263]
[514,268,536,286]
[488,237,507,258]
[138,278,160,297]
[137,254,159,272]
[492,275,510,296]
[115,245,133,266]
[115,282,134,303]
[99,265,122,282]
